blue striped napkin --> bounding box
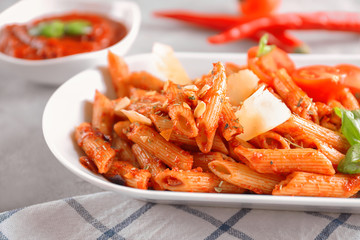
[1,192,360,240]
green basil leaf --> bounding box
[29,20,65,38]
[334,107,360,146]
[64,20,92,36]
[338,144,360,174]
[256,34,275,57]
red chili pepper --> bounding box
[208,12,360,44]
[154,10,257,31]
[154,10,306,53]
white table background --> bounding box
[1,0,360,212]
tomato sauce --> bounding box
[0,12,127,60]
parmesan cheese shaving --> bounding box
[114,97,131,114]
[194,101,206,118]
[235,86,291,141]
[152,43,191,85]
[182,102,191,109]
[182,85,199,91]
[120,110,152,126]
[227,69,259,106]
[198,84,211,98]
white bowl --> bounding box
[43,52,360,212]
[0,0,140,84]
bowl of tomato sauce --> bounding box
[0,0,140,84]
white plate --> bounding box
[43,52,360,213]
[0,0,140,84]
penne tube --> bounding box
[218,101,243,141]
[273,172,360,198]
[75,122,116,174]
[208,159,283,194]
[107,51,129,97]
[127,71,164,92]
[192,152,224,172]
[274,114,350,153]
[249,131,290,149]
[314,140,345,167]
[335,87,360,110]
[132,144,167,190]
[129,87,167,103]
[112,133,139,168]
[92,90,114,137]
[228,138,254,164]
[165,81,198,137]
[273,69,319,123]
[104,160,151,189]
[79,156,98,174]
[154,169,246,193]
[196,62,227,153]
[235,146,335,175]
[126,123,193,170]
[113,121,131,139]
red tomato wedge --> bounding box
[247,46,295,86]
[292,65,345,102]
[336,64,360,93]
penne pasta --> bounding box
[234,145,335,175]
[208,159,283,194]
[335,87,360,110]
[154,169,246,193]
[75,122,115,174]
[196,62,227,153]
[165,81,198,137]
[107,51,129,97]
[92,90,114,137]
[274,114,350,153]
[273,172,360,198]
[127,71,164,92]
[192,152,225,172]
[218,101,243,141]
[249,131,290,149]
[104,160,151,189]
[112,132,139,168]
[132,144,166,190]
[273,69,319,123]
[126,123,193,170]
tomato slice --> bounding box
[292,65,345,102]
[336,64,360,93]
[247,46,295,86]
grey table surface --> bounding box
[1,0,360,212]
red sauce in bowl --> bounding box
[0,12,127,60]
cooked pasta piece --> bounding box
[196,62,227,153]
[273,69,319,123]
[112,133,139,168]
[274,114,350,153]
[249,131,290,149]
[208,159,283,194]
[92,90,114,137]
[113,121,131,139]
[107,51,129,97]
[79,156,98,174]
[335,87,360,110]
[154,169,246,193]
[126,123,193,170]
[132,144,166,190]
[165,81,198,137]
[273,172,360,198]
[228,138,254,164]
[127,71,164,91]
[234,146,335,175]
[104,160,151,189]
[218,101,243,141]
[75,122,116,173]
[150,114,228,153]
[192,152,225,172]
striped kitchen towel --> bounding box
[1,191,360,240]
